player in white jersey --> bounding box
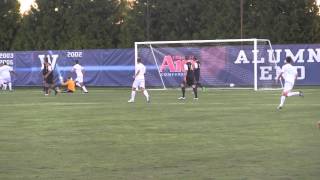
[0,63,5,90]
[277,56,303,109]
[0,62,15,91]
[71,60,88,93]
[128,57,150,103]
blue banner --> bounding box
[0,49,135,86]
[0,43,319,87]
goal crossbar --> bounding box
[135,38,270,45]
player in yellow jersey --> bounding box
[60,76,76,93]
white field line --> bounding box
[1,102,106,107]
[1,100,319,107]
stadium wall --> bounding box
[0,44,320,87]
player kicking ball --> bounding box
[128,57,150,103]
[178,59,198,100]
[277,56,303,109]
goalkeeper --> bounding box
[60,76,76,93]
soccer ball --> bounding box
[229,83,235,87]
[317,121,320,129]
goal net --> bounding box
[134,39,282,91]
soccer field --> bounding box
[0,88,319,180]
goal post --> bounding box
[134,38,282,91]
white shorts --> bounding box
[0,77,11,83]
[132,79,145,89]
[75,76,83,83]
[283,81,294,92]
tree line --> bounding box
[1,0,320,51]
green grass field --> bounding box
[0,88,319,180]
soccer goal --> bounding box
[134,38,282,91]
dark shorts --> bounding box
[44,75,54,84]
[194,70,200,82]
[182,74,194,87]
[186,78,194,86]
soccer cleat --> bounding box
[44,94,49,96]
[194,97,199,100]
[299,91,304,97]
[178,97,186,100]
[128,99,134,103]
[277,105,282,110]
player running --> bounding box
[0,62,15,91]
[71,60,88,93]
[277,56,303,109]
[128,57,150,103]
[178,60,198,100]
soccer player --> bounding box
[60,76,76,93]
[0,63,5,89]
[277,56,303,109]
[128,57,150,103]
[43,57,58,95]
[178,60,198,100]
[71,60,88,93]
[0,62,15,91]
[193,57,204,91]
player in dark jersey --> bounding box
[193,57,203,90]
[178,60,198,100]
[43,57,58,95]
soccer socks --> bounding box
[45,87,49,95]
[193,87,198,98]
[279,95,286,107]
[128,90,149,103]
[82,86,88,93]
[278,91,303,109]
[287,92,299,97]
[143,90,149,101]
[1,83,12,91]
[181,87,185,97]
[75,82,88,93]
[2,83,7,90]
[8,83,12,91]
[131,91,136,101]
[180,87,198,99]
